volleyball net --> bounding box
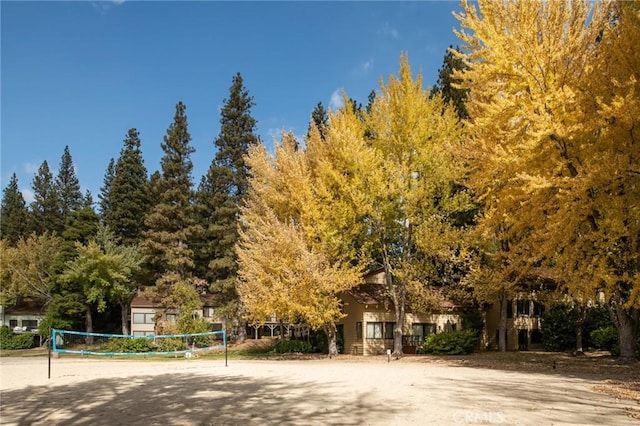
[51,328,226,357]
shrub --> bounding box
[421,330,478,355]
[541,305,578,352]
[461,309,484,340]
[0,327,36,350]
[274,339,313,354]
[583,305,614,349]
[106,337,155,353]
[590,326,618,352]
[155,337,187,352]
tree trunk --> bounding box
[609,294,638,364]
[324,323,338,358]
[392,286,406,358]
[498,291,507,352]
[120,301,130,336]
[85,305,94,345]
[575,304,585,355]
[236,319,247,344]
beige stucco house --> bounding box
[130,293,224,336]
[338,270,463,355]
[483,296,545,351]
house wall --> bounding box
[3,314,43,333]
[484,298,544,351]
[339,293,462,356]
[130,307,158,336]
[130,306,224,337]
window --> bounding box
[132,331,154,337]
[533,301,545,317]
[507,300,513,318]
[22,320,38,329]
[517,300,531,317]
[9,320,18,328]
[412,323,436,345]
[384,322,395,339]
[203,307,214,318]
[531,329,543,344]
[356,322,362,340]
[133,313,155,324]
[366,322,383,339]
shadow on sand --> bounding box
[1,371,389,425]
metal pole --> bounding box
[48,328,52,379]
[224,330,228,367]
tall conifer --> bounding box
[29,161,63,235]
[105,128,150,245]
[56,146,83,225]
[143,102,202,312]
[98,158,115,218]
[196,73,260,315]
[1,174,28,245]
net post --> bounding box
[224,330,228,367]
[48,328,52,379]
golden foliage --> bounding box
[454,0,639,308]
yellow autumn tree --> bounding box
[237,133,361,356]
[454,0,639,361]
[360,54,471,356]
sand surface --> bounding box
[0,356,637,425]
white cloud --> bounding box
[379,22,399,40]
[361,59,374,73]
[21,188,34,204]
[329,89,344,110]
[24,162,40,175]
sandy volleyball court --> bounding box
[0,356,637,425]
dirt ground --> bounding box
[1,355,638,425]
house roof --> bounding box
[131,292,219,308]
[346,280,468,311]
[347,283,389,305]
[4,300,46,315]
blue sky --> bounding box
[1,1,463,204]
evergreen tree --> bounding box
[98,158,115,217]
[307,102,328,140]
[56,145,83,225]
[45,203,100,333]
[29,161,63,235]
[196,73,260,316]
[143,102,202,313]
[104,128,150,245]
[1,173,28,245]
[431,46,469,120]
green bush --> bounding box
[0,327,36,350]
[106,337,154,353]
[583,306,614,349]
[421,330,478,355]
[541,305,578,352]
[590,326,618,352]
[274,339,313,354]
[156,337,187,352]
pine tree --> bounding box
[432,45,469,120]
[98,158,115,217]
[1,173,28,245]
[105,128,150,246]
[196,73,260,317]
[56,145,83,225]
[307,101,328,140]
[29,161,63,235]
[143,102,202,315]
